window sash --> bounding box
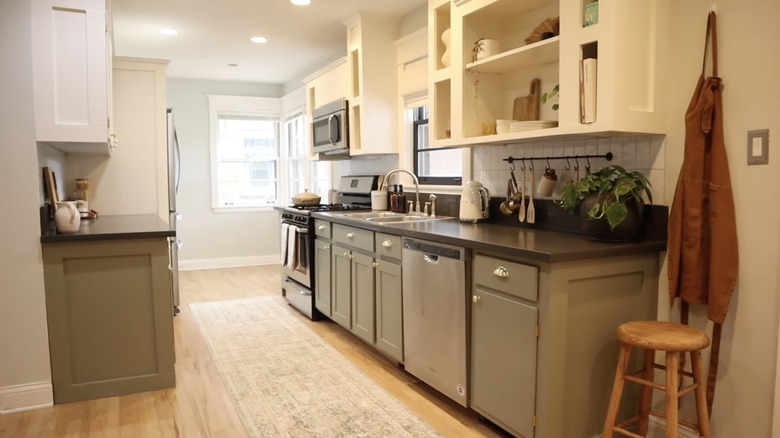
[412,106,462,186]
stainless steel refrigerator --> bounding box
[166,108,181,314]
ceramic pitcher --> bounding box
[54,201,80,233]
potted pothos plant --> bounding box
[557,165,652,241]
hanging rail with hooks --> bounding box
[502,152,613,168]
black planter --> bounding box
[579,194,643,242]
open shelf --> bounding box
[465,37,560,74]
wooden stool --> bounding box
[603,320,711,438]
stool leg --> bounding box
[637,348,655,435]
[665,351,680,438]
[691,350,711,437]
[604,342,632,438]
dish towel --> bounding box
[286,225,298,270]
[280,223,289,266]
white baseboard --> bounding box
[179,255,279,271]
[646,414,702,438]
[0,382,53,414]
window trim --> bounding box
[207,95,282,212]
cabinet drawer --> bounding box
[474,254,538,302]
[375,233,402,260]
[333,224,374,252]
[314,219,331,238]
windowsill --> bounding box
[212,206,278,214]
[419,184,464,195]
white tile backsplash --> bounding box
[472,134,667,205]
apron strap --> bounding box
[702,11,719,76]
[679,299,721,418]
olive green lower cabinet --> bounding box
[42,238,175,404]
[470,253,659,438]
[315,220,404,364]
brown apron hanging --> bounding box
[667,11,738,415]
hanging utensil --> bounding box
[527,163,536,224]
[509,161,519,194]
[499,179,514,215]
[518,162,526,223]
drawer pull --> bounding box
[343,252,350,258]
[317,225,326,231]
[382,240,393,248]
[493,266,510,278]
[346,232,355,238]
[473,295,480,303]
[323,245,330,250]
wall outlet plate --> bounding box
[747,129,769,165]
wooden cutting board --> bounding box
[512,78,541,121]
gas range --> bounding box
[281,203,370,225]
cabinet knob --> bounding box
[346,232,355,238]
[372,261,379,268]
[343,252,350,258]
[323,245,330,250]
[493,266,510,278]
[382,240,393,248]
[473,295,480,303]
[317,225,325,231]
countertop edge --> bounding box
[41,214,175,244]
[310,212,666,263]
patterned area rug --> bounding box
[190,296,442,438]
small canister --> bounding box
[537,168,558,197]
[371,190,388,211]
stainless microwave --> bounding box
[312,98,349,155]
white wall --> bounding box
[0,0,54,413]
[167,78,285,269]
[662,2,780,436]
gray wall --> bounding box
[167,78,285,269]
[0,0,53,411]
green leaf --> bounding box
[604,203,628,230]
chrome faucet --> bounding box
[383,169,421,214]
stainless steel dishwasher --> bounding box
[402,237,468,407]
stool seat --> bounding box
[617,320,710,352]
[604,320,712,438]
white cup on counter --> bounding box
[371,190,388,211]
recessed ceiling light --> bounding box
[160,28,178,36]
[291,0,311,5]
[250,36,268,44]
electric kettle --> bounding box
[459,181,490,223]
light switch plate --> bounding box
[747,129,769,165]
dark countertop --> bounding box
[41,214,175,243]
[311,212,666,263]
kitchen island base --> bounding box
[42,237,175,404]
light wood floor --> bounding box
[0,266,509,438]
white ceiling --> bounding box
[111,0,427,84]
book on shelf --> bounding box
[580,57,597,123]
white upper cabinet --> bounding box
[429,0,670,147]
[345,13,400,156]
[304,57,348,117]
[32,0,115,155]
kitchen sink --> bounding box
[340,211,453,224]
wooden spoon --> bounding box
[518,166,526,222]
[527,166,536,224]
